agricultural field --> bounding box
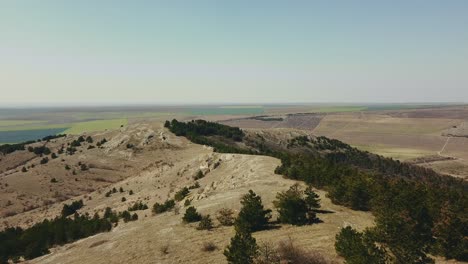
[2,103,468,180]
[221,104,468,179]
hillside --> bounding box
[1,121,466,264]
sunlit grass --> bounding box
[63,119,128,134]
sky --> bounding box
[1,0,468,106]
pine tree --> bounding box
[224,230,258,264]
[235,190,271,233]
[183,206,202,223]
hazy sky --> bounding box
[1,1,468,105]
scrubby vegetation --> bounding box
[174,187,190,201]
[0,134,65,155]
[61,200,84,217]
[29,145,51,155]
[193,170,205,180]
[152,199,175,214]
[41,134,66,142]
[216,208,235,226]
[201,241,218,252]
[128,201,148,211]
[197,215,214,230]
[0,141,34,154]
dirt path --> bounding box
[311,113,327,133]
[438,136,451,156]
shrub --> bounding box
[120,210,132,223]
[197,215,214,230]
[216,208,235,226]
[50,178,58,183]
[131,213,138,221]
[40,157,49,164]
[277,238,330,264]
[21,167,27,173]
[194,170,205,180]
[119,187,124,193]
[70,140,81,147]
[189,181,200,189]
[51,153,58,159]
[86,136,93,143]
[61,200,84,217]
[174,187,190,201]
[235,190,271,233]
[202,241,218,252]
[160,244,169,255]
[184,199,191,207]
[65,165,71,170]
[129,190,134,195]
[121,197,126,202]
[255,242,281,264]
[183,206,202,223]
[80,164,88,171]
[153,199,175,214]
[128,201,148,211]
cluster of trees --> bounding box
[0,141,35,155]
[28,145,51,155]
[61,200,84,217]
[96,138,107,147]
[276,140,468,261]
[165,119,253,154]
[104,187,132,198]
[0,134,66,155]
[170,120,468,262]
[0,213,112,262]
[273,184,320,226]
[128,201,148,212]
[224,190,271,264]
[174,187,190,201]
[153,199,175,214]
[165,119,244,141]
[41,134,66,142]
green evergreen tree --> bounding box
[235,190,271,233]
[335,226,386,264]
[224,230,258,264]
[183,206,202,223]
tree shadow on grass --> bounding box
[313,209,335,214]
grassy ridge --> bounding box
[167,119,468,262]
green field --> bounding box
[187,107,265,115]
[64,119,128,134]
[0,118,128,144]
[309,106,367,113]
